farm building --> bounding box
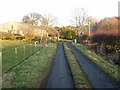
[0,21,47,37]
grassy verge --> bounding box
[74,43,120,85]
[2,43,57,88]
[64,43,91,88]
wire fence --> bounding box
[2,42,42,73]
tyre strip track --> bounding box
[68,43,120,89]
[45,43,75,88]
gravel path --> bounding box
[68,43,120,89]
[45,43,75,88]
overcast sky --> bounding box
[0,0,119,26]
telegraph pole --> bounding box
[88,18,91,37]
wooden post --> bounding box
[35,42,36,52]
[15,48,17,60]
[74,39,77,43]
[30,44,32,55]
[24,46,25,60]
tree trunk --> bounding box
[100,42,106,55]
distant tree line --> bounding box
[60,27,76,40]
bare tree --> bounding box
[86,16,96,36]
[22,12,41,26]
[39,14,57,43]
[22,13,57,28]
[71,8,87,27]
[39,14,57,42]
[40,14,57,30]
[71,8,88,37]
[22,16,31,24]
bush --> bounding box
[61,30,76,40]
[77,34,91,44]
[90,34,120,53]
[2,32,15,40]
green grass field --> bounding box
[2,41,41,73]
[2,40,57,88]
[74,43,120,85]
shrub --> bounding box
[2,32,15,40]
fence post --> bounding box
[15,48,17,61]
[30,44,32,55]
[24,46,25,60]
[35,42,36,52]
[39,42,40,50]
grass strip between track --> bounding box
[64,43,91,88]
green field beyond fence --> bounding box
[2,41,42,73]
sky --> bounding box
[0,0,119,26]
